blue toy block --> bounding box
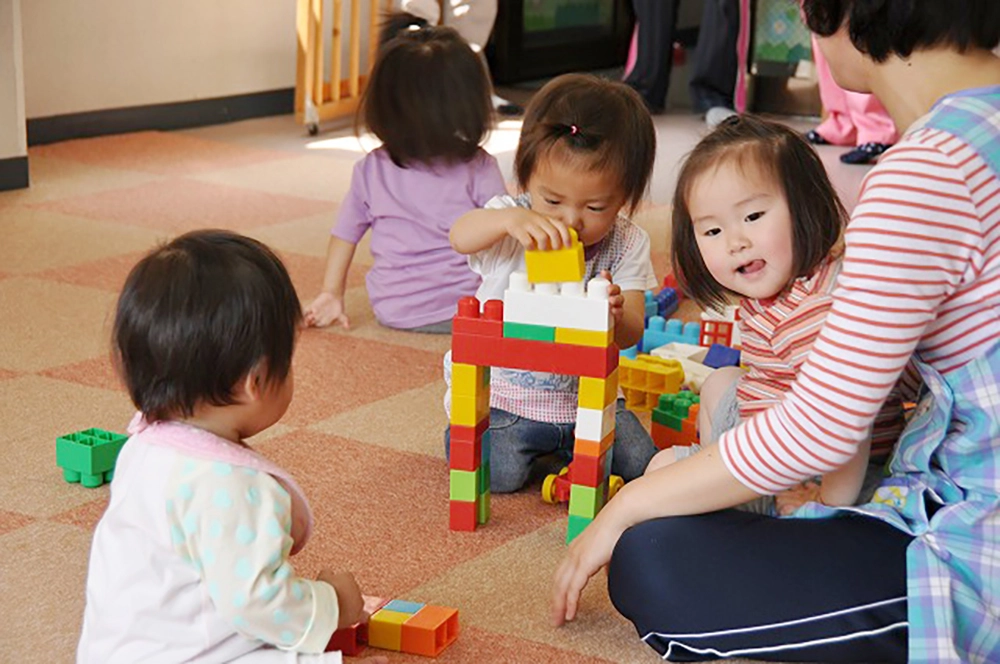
[383,599,425,615]
[641,317,701,353]
[653,287,679,319]
[620,345,639,359]
[703,343,741,369]
[643,291,658,321]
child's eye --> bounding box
[702,228,721,237]
[587,206,607,212]
[745,211,764,222]
[544,198,560,206]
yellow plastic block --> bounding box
[368,608,412,651]
[452,363,488,396]
[578,368,619,410]
[618,354,683,411]
[525,228,585,283]
[554,326,614,348]
[449,389,489,426]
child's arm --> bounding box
[450,207,573,255]
[304,236,357,329]
[615,287,646,349]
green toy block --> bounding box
[502,321,556,342]
[478,462,491,495]
[55,428,128,488]
[652,392,700,430]
[477,490,490,524]
[568,483,605,519]
[449,469,479,502]
[566,514,591,543]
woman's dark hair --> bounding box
[113,230,301,422]
[514,73,656,214]
[802,0,1000,62]
[671,115,847,312]
[361,13,493,167]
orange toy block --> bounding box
[401,605,460,657]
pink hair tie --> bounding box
[569,124,579,135]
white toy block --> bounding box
[503,273,612,332]
[575,402,616,442]
[701,306,741,347]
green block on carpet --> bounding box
[477,491,490,524]
[566,514,591,543]
[450,469,479,502]
[503,322,556,342]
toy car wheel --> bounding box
[608,475,624,500]
[542,473,559,504]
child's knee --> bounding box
[644,447,678,475]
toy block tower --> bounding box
[651,392,700,449]
[449,228,620,542]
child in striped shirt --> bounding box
[650,115,911,514]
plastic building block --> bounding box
[620,344,639,359]
[703,343,741,369]
[503,321,556,342]
[55,428,129,488]
[642,317,701,352]
[452,330,618,379]
[525,227,585,283]
[449,469,480,502]
[566,514,591,543]
[451,363,488,395]
[554,326,613,348]
[400,604,459,657]
[651,392,700,449]
[503,272,612,332]
[662,273,685,302]
[574,430,614,458]
[569,484,605,518]
[653,286,679,319]
[575,402,616,442]
[326,596,389,655]
[384,599,425,614]
[449,389,489,427]
[453,297,504,337]
[368,609,412,651]
[449,500,477,531]
[644,290,658,320]
[618,354,684,411]
[700,305,741,347]
[578,369,619,410]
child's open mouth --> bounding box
[737,259,766,275]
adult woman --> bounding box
[551,2,1000,662]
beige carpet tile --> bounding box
[29,178,334,234]
[285,329,442,426]
[309,384,448,458]
[0,521,93,658]
[35,250,148,293]
[40,355,124,395]
[49,498,109,532]
[192,153,359,203]
[29,130,297,176]
[0,278,117,373]
[407,521,652,663]
[0,375,132,517]
[279,249,369,304]
[253,429,564,598]
[0,509,36,536]
[248,214,376,266]
[7,154,164,205]
[0,205,163,276]
[0,368,21,381]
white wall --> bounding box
[0,0,27,159]
[21,0,298,118]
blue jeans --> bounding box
[444,399,657,493]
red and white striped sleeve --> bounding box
[718,133,984,494]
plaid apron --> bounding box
[796,89,1000,663]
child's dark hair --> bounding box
[802,0,1000,63]
[514,74,656,214]
[361,13,493,168]
[113,230,301,422]
[671,115,847,311]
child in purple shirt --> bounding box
[305,17,506,333]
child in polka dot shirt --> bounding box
[77,231,386,664]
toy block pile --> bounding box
[327,597,459,658]
[651,392,700,450]
[448,228,620,542]
[618,354,684,411]
[55,428,129,488]
[642,316,701,353]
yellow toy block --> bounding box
[450,388,490,426]
[619,354,684,411]
[554,326,614,348]
[525,228,585,283]
[368,609,412,651]
[452,363,488,396]
[578,368,619,410]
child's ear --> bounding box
[240,367,265,403]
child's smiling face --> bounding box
[526,152,628,247]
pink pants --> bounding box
[812,36,898,146]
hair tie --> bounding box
[569,124,579,135]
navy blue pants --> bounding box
[608,510,912,662]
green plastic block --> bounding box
[449,469,479,502]
[652,392,700,429]
[477,490,490,524]
[503,322,556,342]
[478,462,491,494]
[55,428,128,488]
[568,484,604,519]
[566,514,591,544]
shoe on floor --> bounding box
[805,129,830,145]
[492,93,523,117]
[706,106,737,128]
[840,142,892,165]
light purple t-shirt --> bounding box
[333,147,506,329]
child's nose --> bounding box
[728,234,750,253]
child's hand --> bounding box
[505,209,573,250]
[305,292,350,329]
[317,569,365,628]
[600,270,625,323]
[775,479,823,516]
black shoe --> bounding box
[840,142,892,165]
[495,101,523,117]
[804,129,830,145]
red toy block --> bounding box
[449,418,488,445]
[327,623,366,656]
[453,297,504,337]
[449,437,481,472]
[401,605,460,657]
[452,333,618,378]
[570,450,610,488]
[449,500,477,531]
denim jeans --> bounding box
[444,399,658,493]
